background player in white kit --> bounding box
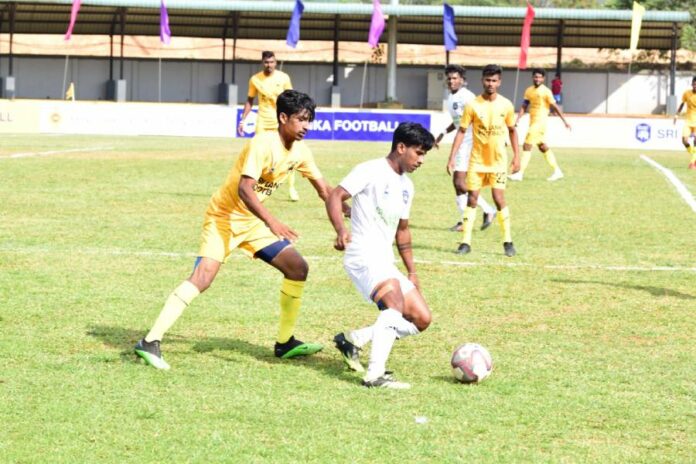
[434,65,497,232]
[326,122,435,389]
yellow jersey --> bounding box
[248,70,293,131]
[681,90,696,126]
[206,131,321,228]
[523,84,554,125]
[461,94,516,173]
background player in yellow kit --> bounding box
[449,64,520,257]
[135,90,341,369]
[237,51,301,200]
[509,68,571,182]
[674,76,696,170]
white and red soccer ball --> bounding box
[451,343,493,383]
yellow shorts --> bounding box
[524,122,547,146]
[682,124,696,139]
[198,214,281,263]
[466,171,507,191]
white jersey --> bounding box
[446,87,475,144]
[340,157,414,265]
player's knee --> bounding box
[285,257,309,281]
[414,309,432,332]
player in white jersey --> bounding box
[327,122,435,389]
[434,65,496,232]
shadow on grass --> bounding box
[552,279,695,300]
[87,325,359,385]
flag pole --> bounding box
[158,55,162,103]
[513,67,521,107]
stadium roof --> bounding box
[0,0,691,50]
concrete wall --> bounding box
[0,55,693,113]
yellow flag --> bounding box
[65,82,75,101]
[630,1,645,53]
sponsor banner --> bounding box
[237,108,432,142]
[39,101,235,137]
[0,100,41,133]
[433,112,685,151]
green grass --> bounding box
[1,135,695,463]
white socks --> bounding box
[362,309,421,381]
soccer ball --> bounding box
[451,343,493,383]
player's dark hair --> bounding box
[482,64,503,77]
[276,90,316,123]
[445,64,466,78]
[261,51,275,60]
[532,68,546,77]
[692,76,696,83]
[391,122,435,152]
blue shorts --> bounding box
[553,94,562,104]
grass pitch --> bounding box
[1,135,695,463]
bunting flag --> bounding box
[443,4,458,52]
[630,1,645,53]
[518,3,535,69]
[160,0,172,45]
[286,0,304,48]
[64,0,81,41]
[65,82,75,101]
[368,0,385,48]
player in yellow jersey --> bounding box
[449,64,520,257]
[135,90,346,369]
[237,51,301,200]
[674,76,696,170]
[509,68,571,182]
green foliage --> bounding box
[1,135,695,462]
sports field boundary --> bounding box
[640,154,696,213]
[0,146,114,159]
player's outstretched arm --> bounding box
[309,178,351,217]
[550,102,571,130]
[508,125,520,173]
[674,103,685,125]
[448,127,466,176]
[238,175,299,242]
[395,219,418,289]
[326,186,352,251]
[434,122,456,149]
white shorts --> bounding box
[343,256,415,303]
[454,138,473,172]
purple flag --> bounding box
[368,0,385,48]
[160,0,171,45]
[64,0,81,41]
[443,4,458,52]
[286,0,304,48]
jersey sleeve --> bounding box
[544,88,554,106]
[239,138,268,180]
[284,74,293,90]
[523,87,532,102]
[339,162,372,197]
[295,144,323,180]
[247,76,258,99]
[460,104,474,129]
[683,91,689,103]
[505,101,516,127]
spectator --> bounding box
[551,73,563,106]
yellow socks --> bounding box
[689,146,696,164]
[278,278,305,343]
[145,280,200,342]
[461,206,476,245]
[520,150,532,174]
[543,150,559,171]
[497,206,512,243]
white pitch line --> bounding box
[1,244,695,273]
[640,154,696,213]
[0,146,114,159]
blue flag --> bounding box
[443,4,457,51]
[286,0,304,48]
